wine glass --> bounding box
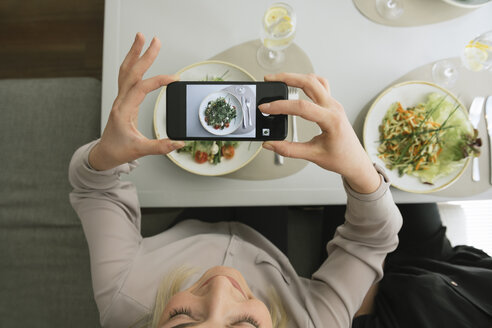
[256,2,296,70]
[432,30,492,87]
[376,0,404,20]
[432,59,459,88]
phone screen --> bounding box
[166,81,287,141]
[186,84,257,138]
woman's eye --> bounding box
[169,307,192,319]
[232,315,260,328]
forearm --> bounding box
[69,139,142,229]
[343,155,381,194]
[88,141,121,172]
[69,140,143,316]
[333,166,402,280]
[309,168,402,325]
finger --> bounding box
[263,140,318,161]
[141,139,185,156]
[120,33,145,75]
[264,73,330,105]
[316,76,331,94]
[259,99,332,131]
[124,74,178,109]
[132,37,162,77]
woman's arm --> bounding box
[309,169,401,326]
[69,33,184,323]
[69,140,142,321]
[259,73,402,326]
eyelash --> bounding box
[169,308,260,328]
[233,314,260,328]
[169,307,192,318]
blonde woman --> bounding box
[69,33,402,328]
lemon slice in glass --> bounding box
[463,44,489,72]
[264,6,288,27]
[272,20,293,37]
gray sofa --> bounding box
[0,78,102,327]
[0,78,325,327]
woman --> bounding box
[69,33,402,328]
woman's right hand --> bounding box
[259,73,380,194]
[88,33,184,171]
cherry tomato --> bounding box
[221,145,235,159]
[194,151,208,164]
[214,125,220,130]
[225,122,230,128]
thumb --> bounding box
[142,139,185,155]
[262,140,316,160]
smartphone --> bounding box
[166,81,288,140]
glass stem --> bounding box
[444,67,456,77]
[387,0,396,8]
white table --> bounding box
[102,0,492,207]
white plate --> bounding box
[440,0,491,8]
[363,81,471,193]
[153,60,262,176]
[198,91,243,136]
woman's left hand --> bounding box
[89,33,184,171]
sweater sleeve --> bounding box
[68,140,142,325]
[308,166,402,327]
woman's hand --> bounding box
[260,73,380,194]
[89,33,184,171]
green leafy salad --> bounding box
[378,93,481,184]
[204,97,237,130]
[177,140,239,164]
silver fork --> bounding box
[289,86,299,142]
[275,87,300,165]
[469,97,485,182]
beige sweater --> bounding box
[69,140,402,328]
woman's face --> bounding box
[158,266,273,328]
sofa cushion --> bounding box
[0,78,102,327]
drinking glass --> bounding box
[432,30,492,87]
[257,3,296,70]
[375,0,404,20]
[462,30,492,72]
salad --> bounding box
[204,70,229,81]
[177,140,239,164]
[378,93,481,184]
[204,97,237,130]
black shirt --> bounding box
[353,226,492,328]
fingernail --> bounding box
[264,74,274,80]
[258,103,270,111]
[171,141,185,149]
[262,142,274,150]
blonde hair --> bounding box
[132,266,288,328]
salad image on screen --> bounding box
[186,84,256,138]
[204,96,238,130]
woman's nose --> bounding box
[198,276,245,302]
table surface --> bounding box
[102,0,492,207]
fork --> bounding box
[245,97,252,126]
[469,97,485,182]
[274,87,300,165]
[289,86,299,142]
